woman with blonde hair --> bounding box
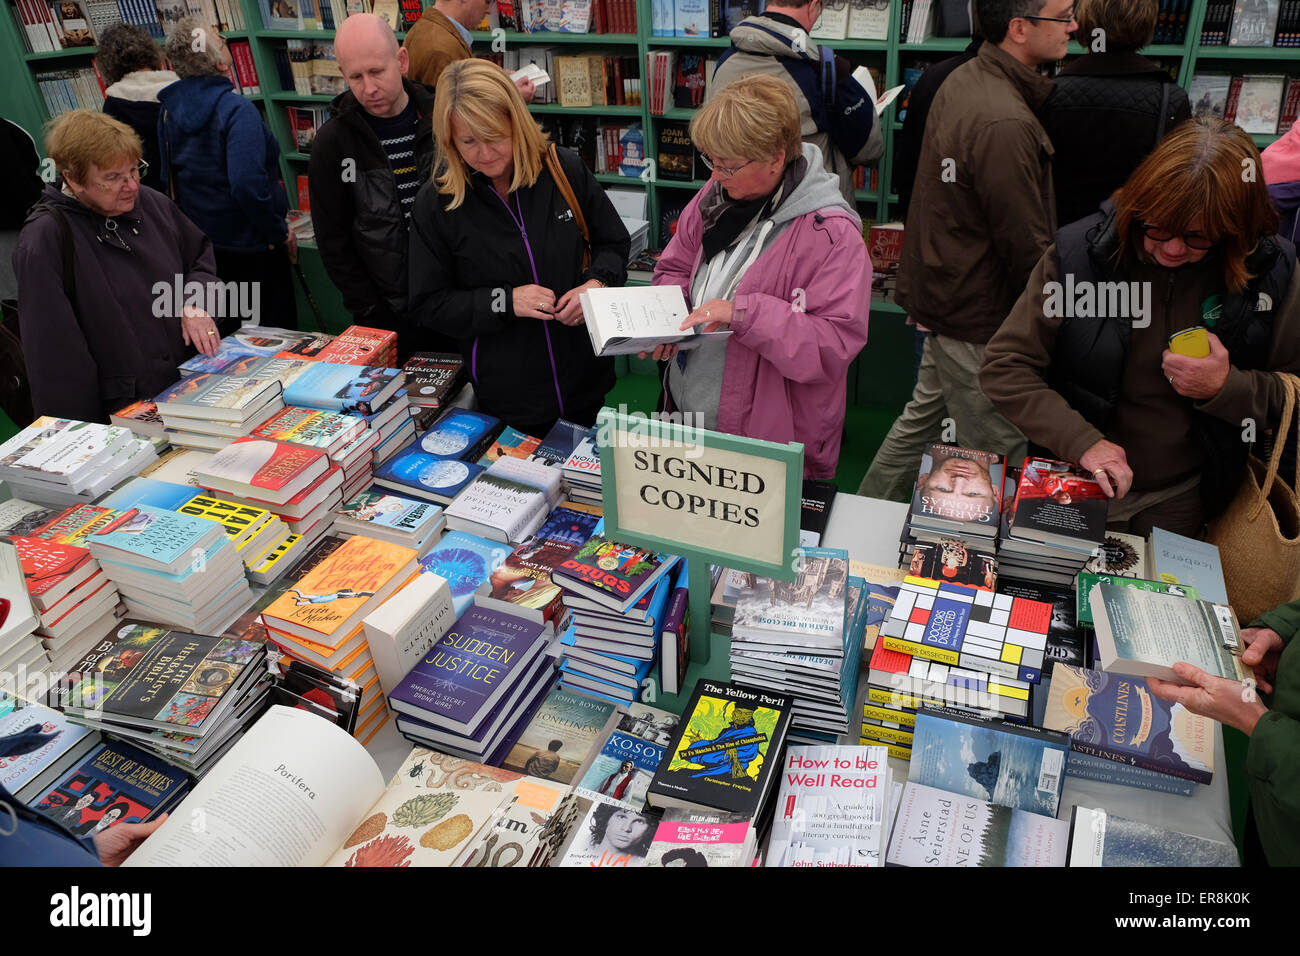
[647,73,870,479]
[408,58,629,434]
[981,117,1300,535]
[13,109,222,423]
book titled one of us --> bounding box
[579,284,731,356]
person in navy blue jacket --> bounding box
[158,16,296,333]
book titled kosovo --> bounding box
[60,622,268,736]
[387,605,553,736]
[646,679,792,817]
[261,535,418,646]
[1043,664,1215,785]
[552,523,679,614]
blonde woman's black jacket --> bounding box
[408,146,629,430]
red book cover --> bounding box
[10,535,94,602]
[314,325,398,366]
[1281,78,1300,132]
[297,174,311,211]
[201,437,329,497]
[1224,75,1244,122]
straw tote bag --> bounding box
[1206,371,1300,624]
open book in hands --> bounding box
[851,65,907,116]
[579,285,732,357]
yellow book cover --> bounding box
[263,536,416,641]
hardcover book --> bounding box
[30,739,191,833]
[419,530,512,616]
[251,406,366,457]
[1043,664,1215,784]
[361,571,458,697]
[283,362,404,415]
[909,706,1069,816]
[197,437,329,505]
[374,448,484,503]
[33,503,121,547]
[997,578,1086,675]
[909,443,1005,537]
[9,535,97,611]
[1067,805,1238,866]
[531,418,589,467]
[886,781,1070,867]
[730,548,850,651]
[1147,527,1228,605]
[477,507,601,623]
[554,794,659,867]
[313,325,397,365]
[905,540,997,590]
[154,373,282,422]
[646,679,792,817]
[0,703,97,798]
[84,505,222,575]
[416,408,502,461]
[444,457,562,544]
[501,684,620,784]
[387,605,553,735]
[1008,457,1108,550]
[402,352,466,408]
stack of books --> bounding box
[196,437,341,549]
[10,535,122,675]
[997,457,1108,586]
[373,409,504,504]
[444,455,565,544]
[154,373,285,450]
[551,522,680,704]
[403,352,467,410]
[0,701,100,806]
[388,604,558,763]
[528,418,589,468]
[0,539,52,686]
[898,443,1003,590]
[85,506,251,635]
[728,547,861,740]
[0,418,157,507]
[25,501,120,547]
[260,534,419,743]
[334,487,447,555]
[55,621,271,777]
[313,325,397,367]
[561,428,602,504]
[251,405,378,502]
[473,506,600,625]
[109,400,167,443]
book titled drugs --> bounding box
[909,706,1069,816]
[886,781,1070,867]
[387,605,553,735]
[1043,664,1215,784]
[765,744,891,868]
[646,679,792,817]
[1089,583,1250,684]
[579,284,730,356]
[553,526,679,614]
[1067,806,1238,866]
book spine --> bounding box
[1070,739,1211,785]
[1065,751,1196,795]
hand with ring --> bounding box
[180,305,221,357]
[1079,438,1134,498]
[681,298,734,334]
[512,284,557,321]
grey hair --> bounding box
[163,16,228,78]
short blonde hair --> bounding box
[691,74,802,166]
[433,59,550,209]
[1074,0,1157,51]
[45,109,143,184]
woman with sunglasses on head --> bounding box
[981,117,1300,536]
[647,74,870,480]
[12,109,224,424]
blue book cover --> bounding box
[375,448,484,502]
[1148,527,1228,605]
[561,627,656,681]
[574,729,667,809]
[388,605,551,735]
[99,476,198,512]
[284,362,402,415]
[416,408,500,460]
[531,418,588,466]
[96,537,232,585]
[0,705,94,794]
[909,707,1070,817]
[534,506,601,548]
[30,739,191,832]
[177,343,260,376]
[420,530,512,615]
[85,505,219,570]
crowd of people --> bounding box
[3,0,1300,863]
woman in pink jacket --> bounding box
[648,74,871,479]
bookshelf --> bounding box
[2,0,1298,349]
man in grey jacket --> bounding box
[707,0,885,205]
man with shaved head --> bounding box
[308,13,452,358]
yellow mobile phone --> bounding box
[1169,327,1211,358]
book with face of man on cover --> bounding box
[909,444,1005,540]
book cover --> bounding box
[84,505,220,572]
[553,529,678,613]
[1083,530,1146,577]
[910,443,1004,533]
[9,535,95,605]
[646,679,791,816]
[387,605,552,734]
[799,478,837,548]
[419,530,512,615]
[199,437,328,502]
[887,781,1070,867]
[1044,664,1215,784]
[997,578,1085,675]
[416,408,501,461]
[480,507,600,619]
[1009,457,1108,547]
[362,571,457,697]
[1068,806,1238,866]
[31,740,191,834]
[252,406,366,452]
[263,535,417,642]
[555,795,658,866]
[155,373,279,417]
[99,476,201,512]
[336,488,444,537]
[905,540,997,590]
[374,448,484,502]
[501,684,619,783]
[1229,0,1281,43]
[909,707,1069,816]
[765,744,890,867]
[643,807,753,867]
[0,498,62,537]
[283,362,403,415]
[1074,572,1199,626]
[0,704,95,795]
[313,325,397,365]
[575,729,667,809]
[32,503,120,548]
[730,548,850,649]
[479,425,542,464]
[1147,527,1228,604]
[444,470,553,542]
[531,418,589,466]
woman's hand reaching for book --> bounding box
[513,284,556,320]
[94,814,168,867]
[1148,663,1268,736]
[1078,439,1133,499]
[181,305,222,356]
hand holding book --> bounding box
[1078,439,1133,499]
[554,279,606,326]
[1241,626,1286,693]
[638,298,733,360]
[1147,661,1269,736]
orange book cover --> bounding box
[265,621,366,663]
[262,535,416,643]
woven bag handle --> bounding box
[1252,371,1300,520]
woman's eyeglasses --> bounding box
[94,160,148,190]
[699,155,754,178]
[1138,220,1216,250]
